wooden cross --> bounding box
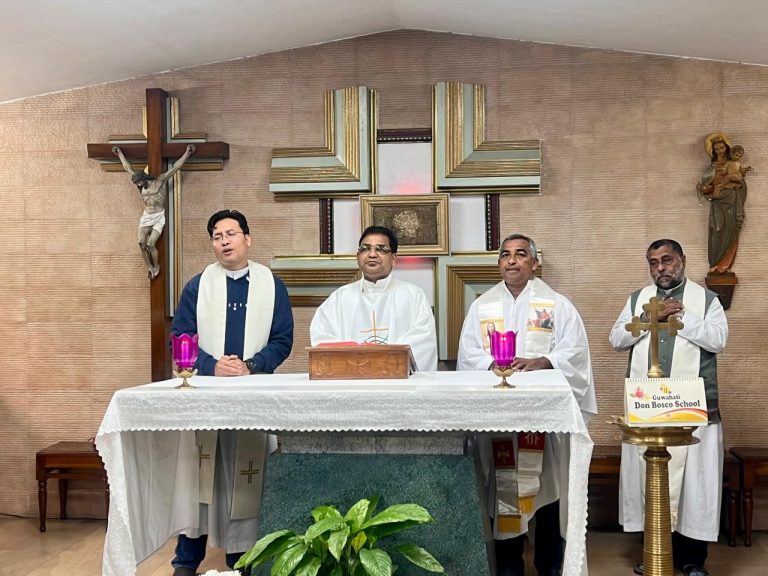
[625,297,684,378]
[240,460,261,484]
[87,88,229,382]
[197,444,211,469]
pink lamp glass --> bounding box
[171,333,198,388]
[490,330,516,388]
[490,331,516,367]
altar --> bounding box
[95,369,593,576]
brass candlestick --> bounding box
[611,417,698,576]
[173,368,197,389]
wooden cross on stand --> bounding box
[625,297,684,378]
[87,88,229,382]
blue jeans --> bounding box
[172,534,243,571]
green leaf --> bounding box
[312,505,342,523]
[347,554,361,575]
[273,537,308,558]
[350,531,368,552]
[304,517,347,545]
[365,520,422,541]
[308,535,328,560]
[272,542,308,576]
[294,555,323,576]
[327,525,350,561]
[396,544,445,573]
[236,530,295,569]
[344,498,372,531]
[329,566,343,576]
[364,495,380,522]
[359,548,393,576]
[361,504,433,530]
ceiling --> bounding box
[4,0,768,104]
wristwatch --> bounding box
[244,359,259,374]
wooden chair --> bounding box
[729,446,768,546]
[587,445,622,529]
[722,452,739,546]
[589,445,622,479]
[35,441,108,532]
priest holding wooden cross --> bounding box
[609,239,728,576]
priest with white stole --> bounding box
[609,239,728,576]
[170,209,294,576]
[310,225,437,372]
[457,233,596,576]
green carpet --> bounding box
[252,452,489,575]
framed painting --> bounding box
[360,194,449,255]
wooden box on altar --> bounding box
[306,344,416,380]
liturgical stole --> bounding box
[481,278,556,533]
[196,260,275,519]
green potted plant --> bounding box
[235,496,445,576]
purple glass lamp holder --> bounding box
[490,330,517,388]
[171,333,199,388]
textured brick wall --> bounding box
[1,30,766,517]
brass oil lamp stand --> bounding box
[615,296,694,576]
[613,419,698,576]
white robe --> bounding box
[310,275,438,372]
[458,279,597,538]
[609,278,728,541]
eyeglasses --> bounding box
[357,244,392,254]
[211,231,245,244]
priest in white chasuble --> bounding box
[609,239,727,576]
[457,233,596,576]
[310,225,438,372]
[169,209,293,576]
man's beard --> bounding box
[656,275,683,290]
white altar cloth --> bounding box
[95,370,593,576]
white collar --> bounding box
[224,265,249,280]
[502,278,532,300]
[362,273,394,293]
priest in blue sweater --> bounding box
[170,209,293,576]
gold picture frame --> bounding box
[360,194,450,255]
[433,81,541,194]
[269,86,378,200]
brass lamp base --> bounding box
[173,368,197,389]
[610,417,699,576]
[492,365,516,389]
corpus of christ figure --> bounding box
[112,144,196,279]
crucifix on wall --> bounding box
[87,88,229,381]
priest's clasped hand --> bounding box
[658,297,684,322]
[215,355,249,376]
